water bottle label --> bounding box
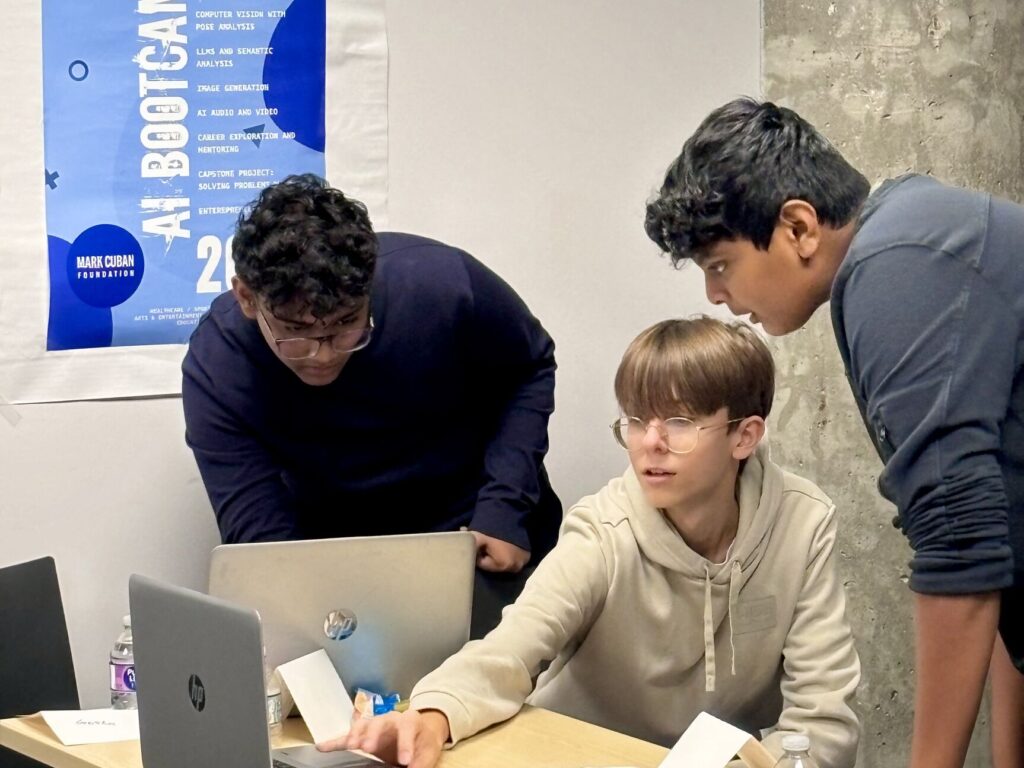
[110,662,136,692]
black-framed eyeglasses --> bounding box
[257,307,374,360]
[610,416,744,455]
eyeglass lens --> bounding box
[614,417,699,453]
[277,326,372,359]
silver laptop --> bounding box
[208,531,476,698]
[129,574,386,768]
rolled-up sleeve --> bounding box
[839,245,1014,594]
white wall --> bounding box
[384,0,760,508]
[0,400,219,707]
[0,0,760,707]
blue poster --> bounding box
[42,0,326,350]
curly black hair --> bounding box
[232,173,378,317]
[645,97,869,265]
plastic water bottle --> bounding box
[109,615,137,709]
[264,647,283,738]
[773,733,819,768]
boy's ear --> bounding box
[731,416,766,460]
[232,277,259,320]
[777,199,822,262]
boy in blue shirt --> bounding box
[645,97,1024,768]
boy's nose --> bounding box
[642,424,667,451]
[705,276,727,305]
[315,338,342,363]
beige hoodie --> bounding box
[410,448,861,767]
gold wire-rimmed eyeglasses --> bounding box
[610,416,744,454]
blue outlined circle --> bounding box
[68,60,89,81]
[66,225,145,308]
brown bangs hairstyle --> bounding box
[614,316,774,425]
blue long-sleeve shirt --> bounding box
[182,233,562,556]
[831,174,1024,594]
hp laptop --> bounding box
[208,531,477,698]
[129,574,388,768]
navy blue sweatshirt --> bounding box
[182,233,562,556]
[832,175,1024,594]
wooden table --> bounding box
[0,706,669,768]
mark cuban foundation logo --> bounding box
[66,224,145,308]
[188,674,206,712]
[324,609,358,640]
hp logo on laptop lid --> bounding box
[188,674,206,712]
[324,609,358,640]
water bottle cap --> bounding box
[782,733,810,752]
[122,614,132,628]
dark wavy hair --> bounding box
[232,173,378,317]
[645,97,869,265]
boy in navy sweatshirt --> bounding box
[182,174,561,635]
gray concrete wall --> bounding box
[762,1,1024,766]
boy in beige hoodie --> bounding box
[322,317,861,768]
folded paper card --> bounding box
[39,708,140,746]
[277,649,355,744]
[659,712,774,768]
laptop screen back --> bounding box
[130,574,272,768]
[207,531,476,698]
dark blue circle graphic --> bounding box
[46,235,113,350]
[69,60,89,81]
[67,225,145,308]
[263,0,326,152]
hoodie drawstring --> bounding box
[728,560,741,676]
[703,559,743,692]
[702,564,715,692]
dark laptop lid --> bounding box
[129,575,387,768]
[130,574,272,768]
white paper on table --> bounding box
[659,712,752,768]
[38,708,139,746]
[277,649,355,744]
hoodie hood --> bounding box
[621,444,783,583]
[615,444,784,690]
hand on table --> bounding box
[317,709,450,768]
[470,531,530,573]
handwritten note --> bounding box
[39,708,139,745]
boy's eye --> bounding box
[286,315,355,334]
[706,262,726,275]
[325,317,357,333]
